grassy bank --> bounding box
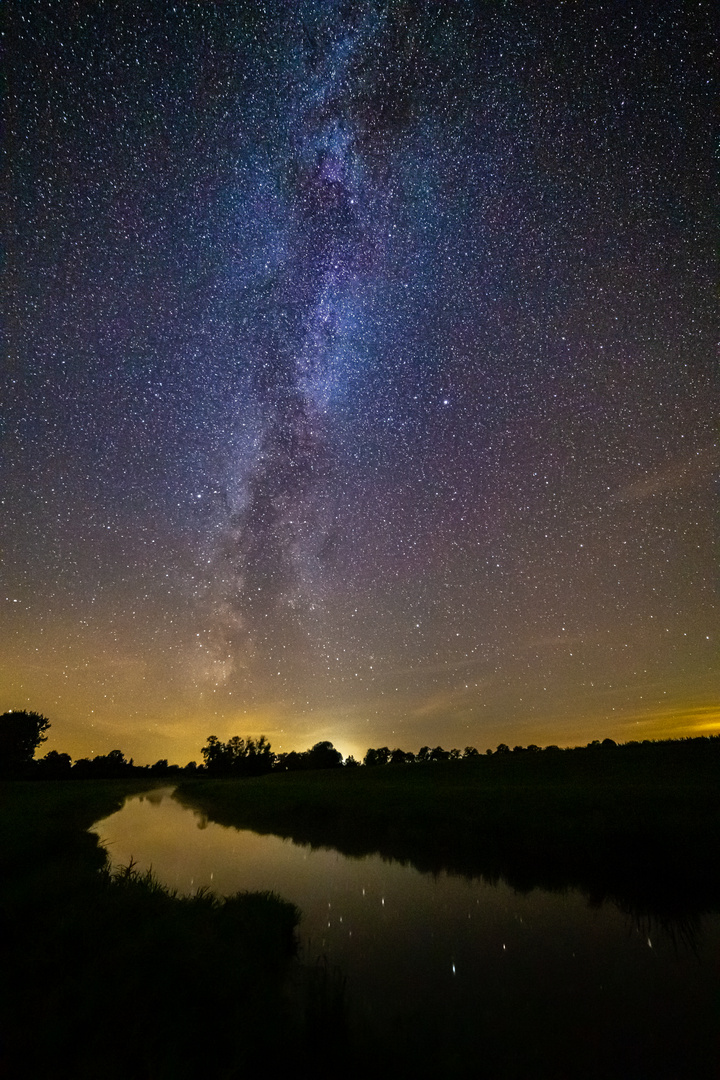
[176,741,720,921]
[0,780,334,1079]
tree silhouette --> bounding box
[200,735,275,776]
[36,750,72,778]
[275,750,304,772]
[305,741,343,770]
[201,735,232,774]
[71,750,133,778]
[0,710,51,775]
[364,747,390,767]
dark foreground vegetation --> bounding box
[177,736,720,926]
[0,779,345,1080]
[1,711,718,1077]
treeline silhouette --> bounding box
[1,708,718,781]
[201,735,343,776]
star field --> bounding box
[3,1,717,763]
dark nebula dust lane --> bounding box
[3,2,717,762]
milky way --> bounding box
[214,6,390,692]
[4,2,717,763]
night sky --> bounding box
[4,1,717,765]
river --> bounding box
[90,785,719,1077]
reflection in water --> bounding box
[91,786,720,1078]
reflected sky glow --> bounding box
[91,786,720,1066]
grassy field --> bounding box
[176,741,720,921]
[0,779,339,1080]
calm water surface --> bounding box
[91,786,719,1076]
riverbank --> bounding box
[176,740,720,922]
[0,780,333,1079]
